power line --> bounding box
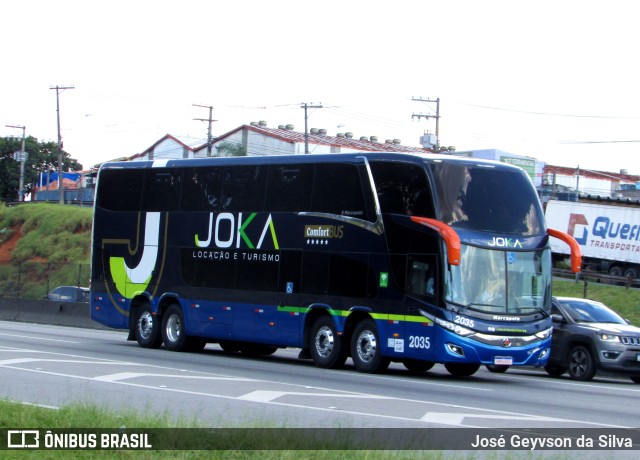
[460,102,640,119]
[559,139,640,144]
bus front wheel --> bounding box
[134,303,162,349]
[486,364,509,373]
[444,362,480,377]
[309,316,347,369]
[403,359,435,374]
[350,319,390,374]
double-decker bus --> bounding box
[90,152,581,376]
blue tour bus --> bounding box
[90,152,581,376]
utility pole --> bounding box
[6,124,26,201]
[50,84,75,204]
[301,102,322,154]
[193,104,217,156]
[412,97,440,146]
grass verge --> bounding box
[553,278,640,325]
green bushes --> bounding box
[0,203,92,298]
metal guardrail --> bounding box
[553,268,640,289]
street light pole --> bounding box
[6,124,26,201]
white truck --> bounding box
[545,200,640,279]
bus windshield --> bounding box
[429,161,544,236]
[445,245,551,315]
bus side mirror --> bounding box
[547,228,582,273]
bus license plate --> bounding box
[494,356,513,365]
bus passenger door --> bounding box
[403,255,438,361]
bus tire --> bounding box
[403,359,435,374]
[309,316,347,369]
[134,303,162,349]
[219,341,242,353]
[350,319,390,374]
[239,343,278,356]
[544,363,566,377]
[444,362,480,377]
[161,304,190,352]
[486,364,509,373]
[188,338,207,353]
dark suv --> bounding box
[545,297,640,383]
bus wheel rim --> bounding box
[166,315,181,343]
[138,311,154,340]
[355,330,377,363]
[314,325,335,358]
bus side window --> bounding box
[180,167,223,212]
[407,256,436,298]
[370,162,434,217]
[221,165,267,212]
[142,170,181,212]
[96,169,144,212]
[265,165,313,212]
[311,164,370,220]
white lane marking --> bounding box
[10,400,60,410]
[237,390,391,403]
[0,358,139,366]
[0,333,79,344]
[360,372,493,392]
[495,372,640,393]
[420,412,569,427]
[94,372,256,383]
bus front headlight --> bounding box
[434,317,474,337]
[534,327,552,340]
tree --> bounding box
[215,141,247,157]
[0,136,82,202]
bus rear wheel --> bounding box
[350,319,390,374]
[310,316,347,369]
[219,341,242,353]
[444,362,480,377]
[239,343,278,356]
[162,304,192,352]
[134,303,162,349]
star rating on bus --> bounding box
[306,239,329,245]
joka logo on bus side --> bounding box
[194,212,279,249]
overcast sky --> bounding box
[2,0,639,174]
